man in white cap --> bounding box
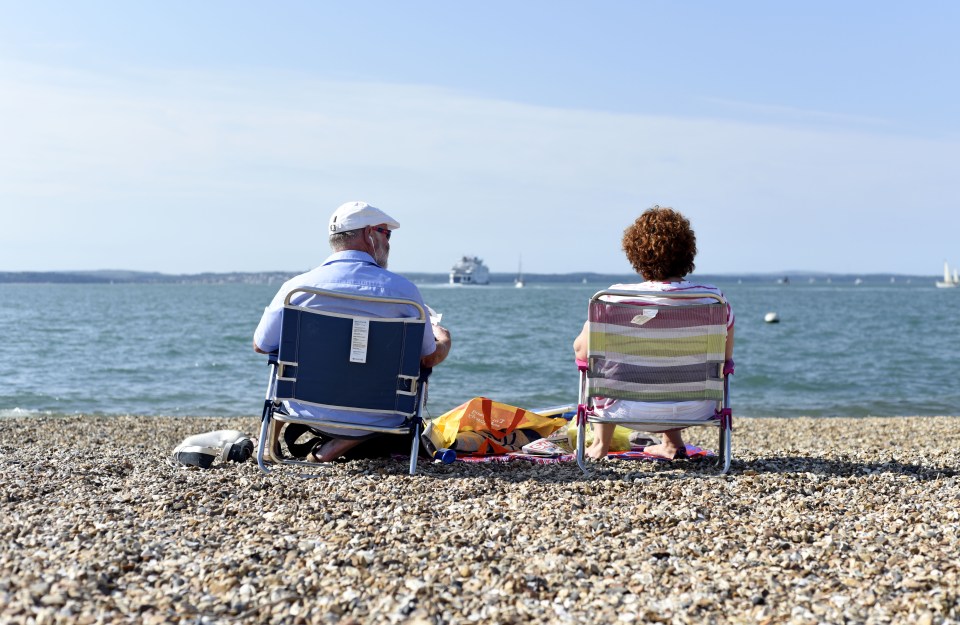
[253,201,452,461]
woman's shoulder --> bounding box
[608,280,721,293]
[671,280,725,294]
[607,281,658,291]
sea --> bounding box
[1,278,958,420]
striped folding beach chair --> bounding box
[256,287,428,476]
[575,289,733,473]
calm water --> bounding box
[1,280,958,419]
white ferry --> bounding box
[449,256,490,285]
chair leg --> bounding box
[258,363,279,474]
[257,404,273,474]
[725,423,732,474]
[718,421,732,474]
[576,416,589,474]
[409,421,420,476]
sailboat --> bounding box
[936,261,959,288]
[514,256,525,288]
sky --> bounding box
[1,1,958,276]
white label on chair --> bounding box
[350,319,370,363]
[631,309,658,325]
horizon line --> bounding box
[0,269,942,278]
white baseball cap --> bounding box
[328,201,400,233]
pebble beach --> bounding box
[2,415,958,624]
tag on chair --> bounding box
[350,318,370,363]
[631,309,658,325]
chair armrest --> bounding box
[723,359,735,376]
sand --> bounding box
[1,414,958,624]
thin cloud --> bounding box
[0,60,957,274]
[702,96,894,128]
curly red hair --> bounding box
[622,206,697,281]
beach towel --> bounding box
[439,444,715,464]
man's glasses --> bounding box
[372,227,392,240]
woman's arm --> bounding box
[573,321,589,361]
[725,325,735,361]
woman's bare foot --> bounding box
[640,442,678,459]
[308,438,363,462]
[585,441,609,460]
[642,430,687,459]
[585,422,615,460]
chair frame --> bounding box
[257,287,428,476]
[575,289,733,474]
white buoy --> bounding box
[764,312,780,323]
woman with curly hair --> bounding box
[573,206,736,460]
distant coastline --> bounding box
[0,269,937,285]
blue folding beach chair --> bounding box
[575,289,733,474]
[257,287,428,475]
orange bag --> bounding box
[424,397,568,455]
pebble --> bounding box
[1,414,959,624]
